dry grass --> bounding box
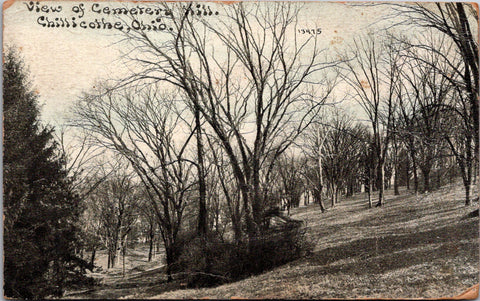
[66,183,479,299]
[147,183,479,299]
[65,246,171,299]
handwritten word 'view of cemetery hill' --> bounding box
[24,1,219,32]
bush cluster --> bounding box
[172,221,314,288]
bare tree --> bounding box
[391,3,478,162]
[301,110,331,212]
[204,133,243,242]
[359,131,376,208]
[397,30,476,204]
[399,37,453,193]
[322,110,365,207]
[302,107,370,209]
[276,152,305,215]
[440,75,477,205]
[88,165,139,270]
[56,126,124,265]
[118,2,337,238]
[137,194,159,262]
[73,85,195,281]
[56,127,108,196]
[339,33,403,207]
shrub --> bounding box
[173,220,314,288]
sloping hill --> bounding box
[142,184,479,299]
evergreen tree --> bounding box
[3,48,86,299]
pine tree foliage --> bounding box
[3,48,86,299]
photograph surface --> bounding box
[3,1,479,299]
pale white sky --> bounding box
[4,1,397,127]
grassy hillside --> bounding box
[146,184,479,299]
[67,183,478,299]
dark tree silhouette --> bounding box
[3,48,86,299]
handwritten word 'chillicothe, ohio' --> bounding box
[36,16,175,32]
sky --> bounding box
[3,1,398,127]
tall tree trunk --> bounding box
[241,184,257,240]
[447,136,474,206]
[110,240,118,269]
[108,249,112,269]
[412,154,419,194]
[465,183,472,206]
[368,182,372,209]
[335,185,340,205]
[367,162,373,208]
[422,168,431,193]
[408,144,419,194]
[406,155,410,190]
[90,248,96,269]
[394,163,399,195]
[195,107,208,237]
[347,181,354,197]
[464,136,473,206]
[456,3,479,166]
[392,138,399,196]
[473,166,477,185]
[116,245,121,267]
[377,160,385,206]
[313,187,326,213]
[316,127,326,213]
[217,167,243,243]
[148,226,154,262]
[252,158,263,231]
[165,245,173,282]
[122,234,127,278]
[162,230,176,282]
[331,183,336,207]
[232,216,242,243]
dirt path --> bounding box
[64,247,170,299]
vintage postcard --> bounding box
[3,0,479,299]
